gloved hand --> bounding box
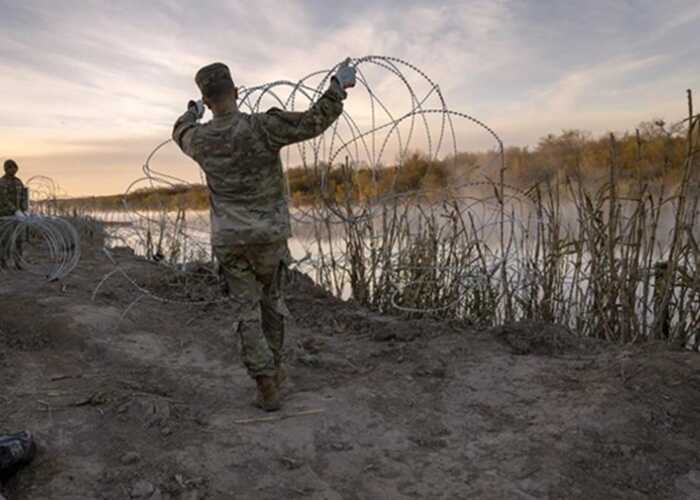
[14,210,26,220]
[188,99,205,120]
[332,58,356,90]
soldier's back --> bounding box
[189,112,291,246]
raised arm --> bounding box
[172,100,205,158]
[258,59,356,150]
[258,84,345,150]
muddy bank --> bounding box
[1,240,700,499]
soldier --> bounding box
[172,60,356,411]
[0,159,27,269]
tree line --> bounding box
[51,120,690,212]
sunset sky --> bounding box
[1,0,699,196]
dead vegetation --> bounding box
[304,91,700,347]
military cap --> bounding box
[195,63,235,99]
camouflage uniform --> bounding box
[0,173,24,217]
[172,64,345,378]
[0,168,26,268]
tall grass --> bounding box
[306,92,700,347]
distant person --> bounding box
[172,59,356,411]
[0,159,28,269]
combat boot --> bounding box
[255,375,280,412]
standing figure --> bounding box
[0,159,27,269]
[172,60,356,411]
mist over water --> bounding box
[71,170,700,349]
[88,198,688,279]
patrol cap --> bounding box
[195,63,235,99]
[4,159,18,172]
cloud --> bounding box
[1,0,698,195]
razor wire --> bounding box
[0,214,80,281]
[91,54,550,315]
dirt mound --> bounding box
[1,240,700,499]
[490,320,605,356]
[286,270,459,342]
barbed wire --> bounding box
[3,56,693,339]
[0,215,80,281]
[91,54,530,313]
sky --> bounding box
[1,0,699,196]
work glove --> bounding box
[188,99,205,120]
[332,58,356,90]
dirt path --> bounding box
[1,242,700,499]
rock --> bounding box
[131,479,155,498]
[490,320,599,356]
[412,359,447,378]
[297,352,319,367]
[279,456,303,470]
[300,336,324,354]
[371,328,396,342]
[330,441,353,452]
[120,451,141,465]
[185,477,206,488]
[675,470,700,497]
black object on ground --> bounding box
[0,431,35,481]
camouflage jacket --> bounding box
[0,174,24,217]
[172,85,345,246]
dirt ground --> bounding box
[1,238,700,500]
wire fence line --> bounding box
[13,56,699,347]
[91,55,511,309]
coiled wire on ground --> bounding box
[0,215,80,281]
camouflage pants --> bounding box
[0,221,23,269]
[213,240,290,379]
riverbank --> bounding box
[1,235,700,499]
